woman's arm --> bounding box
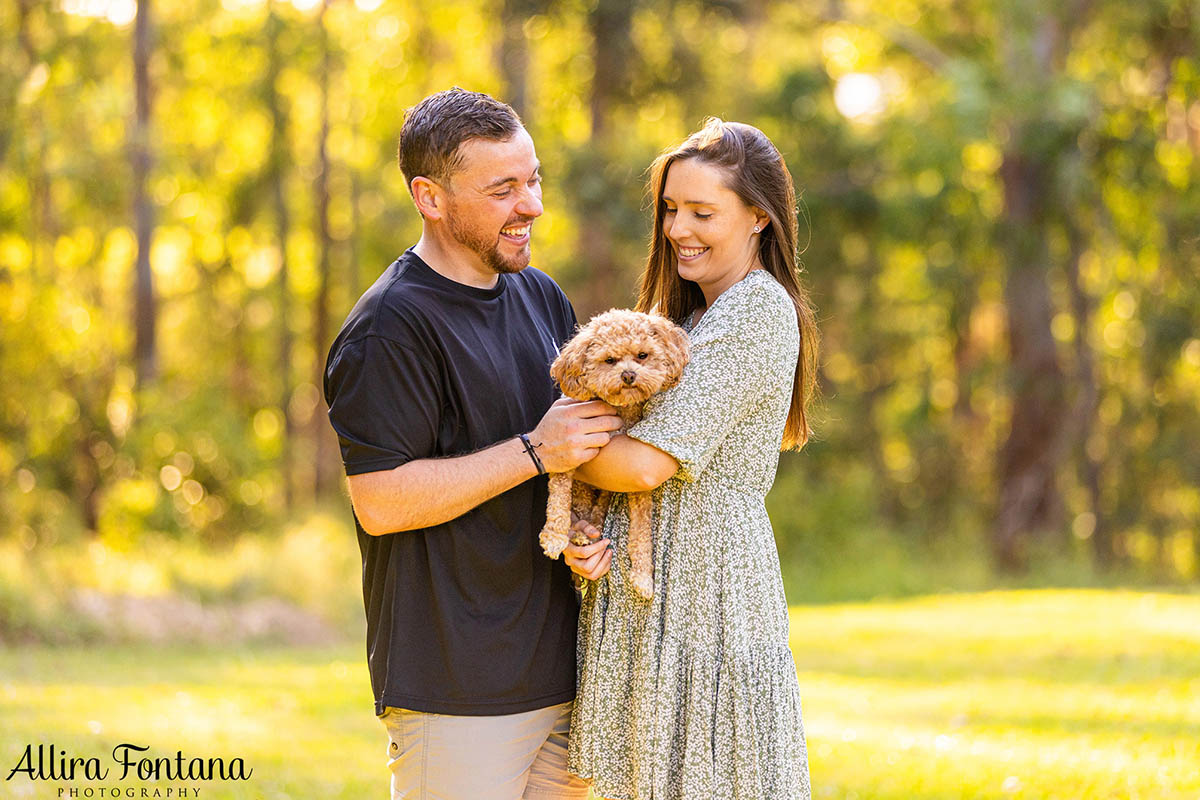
[573,433,679,493]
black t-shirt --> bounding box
[323,249,580,716]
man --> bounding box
[323,88,617,799]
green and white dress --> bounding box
[569,269,811,800]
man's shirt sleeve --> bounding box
[324,335,442,476]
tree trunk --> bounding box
[349,160,361,301]
[859,250,903,520]
[949,271,979,423]
[16,0,54,281]
[989,3,1089,572]
[132,0,157,387]
[497,0,534,118]
[577,0,634,317]
[3,0,37,170]
[1063,223,1108,567]
[266,1,294,511]
[74,428,102,533]
[993,147,1068,571]
[312,0,337,499]
[347,90,362,303]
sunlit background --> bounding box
[2,0,1199,797]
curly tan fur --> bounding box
[538,309,690,599]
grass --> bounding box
[1,589,1198,799]
[0,646,379,799]
[791,589,1200,800]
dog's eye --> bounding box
[637,352,648,360]
[605,357,616,365]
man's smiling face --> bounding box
[444,127,544,275]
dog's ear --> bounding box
[551,327,594,400]
[654,317,691,387]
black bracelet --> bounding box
[518,433,547,476]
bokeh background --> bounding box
[1,0,1198,798]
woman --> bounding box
[563,118,819,800]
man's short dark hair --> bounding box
[398,88,522,191]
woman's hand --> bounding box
[563,519,612,581]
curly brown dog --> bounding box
[538,309,690,598]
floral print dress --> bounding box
[568,269,811,800]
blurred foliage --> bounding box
[1,0,1198,584]
[0,509,362,644]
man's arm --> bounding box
[348,437,536,535]
[348,398,622,535]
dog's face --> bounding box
[551,310,690,407]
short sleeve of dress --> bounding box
[323,335,443,476]
[628,279,793,482]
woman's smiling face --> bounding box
[661,157,766,303]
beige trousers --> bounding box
[379,701,591,800]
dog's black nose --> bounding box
[621,370,636,385]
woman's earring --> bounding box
[753,226,760,233]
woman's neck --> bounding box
[698,253,762,307]
[695,261,763,320]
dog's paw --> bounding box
[630,571,654,599]
[539,527,570,559]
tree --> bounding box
[265,0,294,511]
[311,0,337,498]
[132,0,157,388]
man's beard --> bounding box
[447,202,529,275]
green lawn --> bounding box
[2,589,1197,799]
[791,590,1200,799]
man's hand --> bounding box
[528,398,622,474]
[563,519,611,581]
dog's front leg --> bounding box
[539,470,575,558]
[569,482,599,546]
[626,491,654,598]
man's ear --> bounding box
[411,176,446,220]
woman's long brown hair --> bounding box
[635,118,820,450]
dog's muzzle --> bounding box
[621,370,637,386]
